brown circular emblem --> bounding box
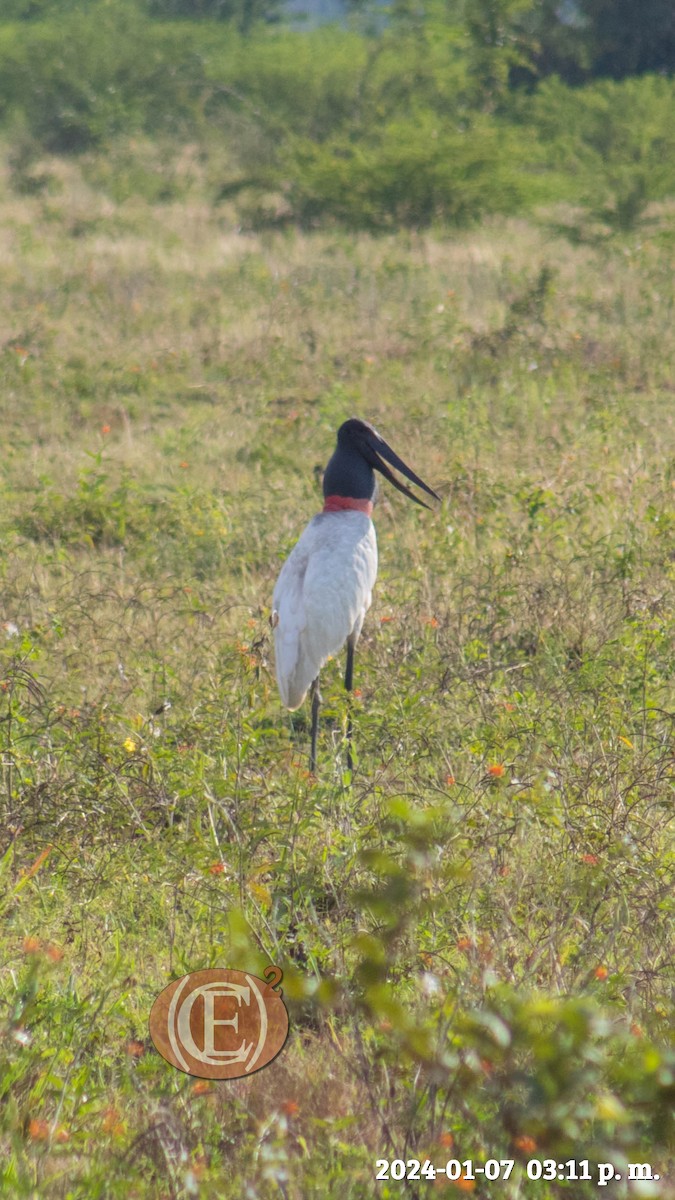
[149,966,289,1079]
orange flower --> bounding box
[23,846,53,880]
[439,1131,454,1149]
[192,1080,212,1096]
[22,936,42,955]
[27,1118,50,1141]
[488,764,505,778]
[179,461,189,469]
[454,1177,476,1192]
[281,1099,299,1117]
[594,965,608,980]
[456,937,473,952]
[630,1022,643,1037]
[208,862,225,875]
[102,1106,125,1135]
[425,617,439,628]
[101,424,111,435]
[513,1134,537,1154]
[379,615,394,624]
[445,774,456,786]
[45,943,64,963]
[126,1040,145,1058]
[581,853,599,865]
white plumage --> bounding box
[273,510,377,710]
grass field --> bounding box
[0,151,674,1198]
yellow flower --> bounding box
[123,738,137,753]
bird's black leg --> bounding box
[309,675,321,774]
[344,635,356,773]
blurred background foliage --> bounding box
[0,0,673,230]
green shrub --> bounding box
[204,23,537,228]
[202,28,370,146]
[276,114,530,229]
[518,73,675,231]
[0,5,205,153]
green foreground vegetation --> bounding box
[0,143,673,1196]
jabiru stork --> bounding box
[272,418,439,773]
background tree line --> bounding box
[0,0,673,231]
[3,0,674,78]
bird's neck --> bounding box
[323,495,373,516]
[322,445,376,515]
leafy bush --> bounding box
[274,115,529,229]
[201,27,370,149]
[205,23,537,227]
[519,73,675,231]
[0,4,205,153]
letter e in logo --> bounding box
[149,967,289,1079]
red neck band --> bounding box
[323,495,374,516]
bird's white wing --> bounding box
[272,530,312,710]
[273,512,377,710]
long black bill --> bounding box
[369,434,440,509]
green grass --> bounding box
[0,151,674,1198]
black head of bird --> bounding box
[322,418,440,509]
